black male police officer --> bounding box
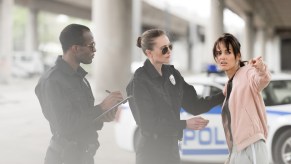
[35,24,123,164]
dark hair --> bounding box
[213,33,246,67]
[59,24,90,53]
[136,29,166,55]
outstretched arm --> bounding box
[182,80,225,115]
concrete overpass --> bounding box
[14,0,188,35]
[0,0,189,97]
[226,0,291,31]
[225,0,291,73]
[1,0,291,99]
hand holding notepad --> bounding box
[95,95,132,122]
[96,90,132,122]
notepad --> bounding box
[94,95,132,121]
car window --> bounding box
[193,84,204,96]
[263,80,291,105]
[193,83,222,98]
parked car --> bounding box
[12,52,44,78]
[114,73,291,164]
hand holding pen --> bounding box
[99,90,123,122]
[105,90,111,94]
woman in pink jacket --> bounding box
[212,33,271,164]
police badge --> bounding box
[169,74,176,85]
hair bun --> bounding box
[136,37,142,48]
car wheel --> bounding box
[133,127,140,152]
[273,129,291,164]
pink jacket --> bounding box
[222,64,271,152]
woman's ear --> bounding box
[236,53,241,62]
[145,49,152,58]
[236,53,242,65]
[238,53,242,60]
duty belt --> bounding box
[140,129,181,140]
[49,135,99,156]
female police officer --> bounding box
[126,29,225,164]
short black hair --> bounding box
[59,24,90,52]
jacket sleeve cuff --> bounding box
[178,120,187,130]
[92,105,104,119]
[257,64,267,76]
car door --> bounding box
[180,83,228,163]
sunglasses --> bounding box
[160,44,173,55]
[85,42,96,51]
[79,42,96,51]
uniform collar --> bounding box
[144,59,166,79]
[55,55,88,78]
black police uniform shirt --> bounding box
[127,59,225,139]
[35,55,104,145]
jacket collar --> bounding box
[144,59,166,79]
[55,55,88,78]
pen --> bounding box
[105,90,111,94]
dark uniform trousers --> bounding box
[136,130,180,164]
[44,137,98,164]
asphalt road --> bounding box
[0,77,220,164]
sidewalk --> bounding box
[0,77,50,164]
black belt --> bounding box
[49,136,99,156]
[140,129,180,140]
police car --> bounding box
[114,73,291,164]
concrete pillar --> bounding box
[272,36,281,73]
[0,0,14,83]
[187,22,195,72]
[242,12,254,60]
[131,0,142,62]
[206,0,224,71]
[0,0,2,51]
[25,7,39,54]
[92,0,132,101]
[267,36,280,73]
[253,27,266,58]
[264,36,281,73]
